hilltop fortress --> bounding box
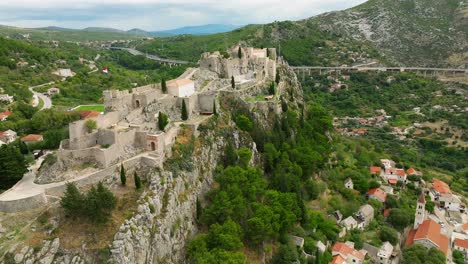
[35,45,279,184]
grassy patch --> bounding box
[73,105,105,112]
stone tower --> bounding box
[414,194,426,229]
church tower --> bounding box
[414,194,426,229]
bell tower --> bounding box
[414,194,426,229]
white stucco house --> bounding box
[167,79,195,97]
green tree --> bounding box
[181,100,188,121]
[223,141,237,167]
[275,71,280,84]
[85,182,117,222]
[236,147,252,168]
[231,76,235,89]
[61,183,85,217]
[379,226,399,245]
[425,199,435,214]
[207,219,243,251]
[158,112,169,130]
[453,250,465,264]
[161,78,167,93]
[235,114,253,132]
[85,119,97,133]
[238,46,242,59]
[134,171,142,189]
[402,244,445,264]
[120,164,127,186]
[269,82,276,95]
[212,100,217,115]
[388,208,412,231]
[272,243,298,264]
[0,144,27,190]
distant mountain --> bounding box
[312,0,468,67]
[82,27,126,33]
[151,24,244,36]
[36,26,79,32]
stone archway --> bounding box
[135,100,140,108]
[150,142,156,151]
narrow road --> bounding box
[29,82,54,110]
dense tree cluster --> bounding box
[61,182,116,223]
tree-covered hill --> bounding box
[137,22,381,66]
[136,0,467,68]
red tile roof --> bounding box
[21,134,43,142]
[406,219,449,255]
[454,239,468,249]
[388,179,397,185]
[407,168,417,175]
[368,188,387,202]
[385,168,406,177]
[78,110,100,119]
[0,111,12,119]
[384,208,391,217]
[332,242,365,261]
[370,166,382,174]
[329,255,346,264]
[167,79,194,87]
[432,179,451,194]
[463,223,468,231]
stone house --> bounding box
[380,159,395,169]
[340,216,358,232]
[0,130,17,143]
[356,204,374,228]
[344,178,353,189]
[0,94,14,103]
[377,242,393,264]
[47,88,60,96]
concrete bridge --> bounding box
[291,66,468,78]
[110,47,190,66]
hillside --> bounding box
[313,0,468,67]
[137,22,381,66]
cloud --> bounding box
[0,0,368,30]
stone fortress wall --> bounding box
[52,45,278,183]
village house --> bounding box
[0,94,14,103]
[0,130,17,144]
[367,188,387,203]
[21,134,44,144]
[406,167,422,176]
[331,241,367,264]
[47,88,60,96]
[53,68,75,78]
[370,166,382,176]
[355,204,374,228]
[344,178,354,189]
[439,194,465,213]
[405,219,449,256]
[382,167,407,184]
[380,185,394,195]
[377,242,394,264]
[380,159,395,169]
[166,79,195,97]
[0,111,12,121]
[453,239,468,261]
[340,216,358,233]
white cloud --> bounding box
[0,0,368,30]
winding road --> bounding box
[29,82,54,110]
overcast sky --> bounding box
[0,0,367,31]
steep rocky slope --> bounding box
[313,0,468,67]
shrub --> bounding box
[158,112,169,130]
[181,100,188,121]
[85,119,97,133]
[235,114,253,132]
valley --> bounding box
[0,1,467,264]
